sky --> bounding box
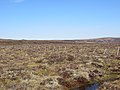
[0,0,120,40]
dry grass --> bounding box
[0,41,120,90]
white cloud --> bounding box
[10,0,25,3]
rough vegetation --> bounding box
[0,39,120,90]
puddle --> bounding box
[73,83,100,90]
[85,83,100,90]
[73,77,120,90]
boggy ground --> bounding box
[0,41,120,90]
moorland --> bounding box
[0,38,120,90]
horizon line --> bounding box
[0,37,120,41]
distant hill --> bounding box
[0,38,13,41]
[0,37,120,45]
[81,37,120,43]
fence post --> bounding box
[103,49,107,54]
[117,47,120,56]
[93,48,97,53]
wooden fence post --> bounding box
[93,48,97,53]
[117,47,120,56]
[103,49,107,54]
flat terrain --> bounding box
[0,39,120,90]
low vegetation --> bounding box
[0,40,120,90]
